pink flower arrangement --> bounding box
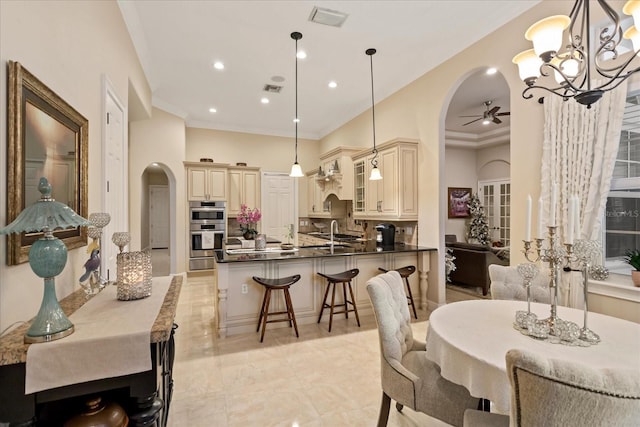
[238,204,261,236]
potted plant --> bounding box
[238,204,261,240]
[623,249,640,286]
[281,224,295,250]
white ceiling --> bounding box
[118,0,539,140]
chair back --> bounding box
[489,264,550,303]
[366,271,413,364]
[507,349,640,426]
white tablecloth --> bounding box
[425,300,640,414]
[25,276,172,394]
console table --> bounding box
[0,275,182,426]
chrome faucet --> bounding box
[330,220,338,246]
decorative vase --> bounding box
[255,234,267,250]
[243,232,255,240]
[632,270,640,287]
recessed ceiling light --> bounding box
[486,67,497,75]
[296,51,307,59]
[152,162,159,166]
[209,107,217,113]
[213,61,224,70]
[261,97,270,104]
[328,81,338,89]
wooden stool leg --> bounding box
[284,288,299,338]
[342,281,349,319]
[318,281,331,324]
[257,288,269,332]
[260,288,272,343]
[347,281,361,327]
[329,282,337,332]
[405,277,418,319]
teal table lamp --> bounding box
[0,177,90,343]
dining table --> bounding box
[425,299,640,414]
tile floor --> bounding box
[167,271,479,427]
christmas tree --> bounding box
[466,193,489,245]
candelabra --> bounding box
[88,212,111,289]
[522,227,600,344]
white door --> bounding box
[261,172,297,244]
[102,77,127,281]
[478,179,511,246]
[149,185,170,248]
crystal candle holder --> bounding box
[112,232,131,253]
[116,251,152,301]
[88,212,111,229]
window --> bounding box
[603,91,640,274]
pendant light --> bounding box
[289,31,304,177]
[366,48,382,180]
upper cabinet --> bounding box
[228,166,261,217]
[307,170,331,218]
[185,162,228,201]
[352,138,418,220]
[315,147,361,202]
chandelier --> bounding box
[513,0,640,107]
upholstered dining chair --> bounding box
[463,348,640,426]
[488,264,550,303]
[367,271,479,427]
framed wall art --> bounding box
[448,187,472,218]
[7,60,88,265]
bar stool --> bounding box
[378,265,418,319]
[253,274,301,343]
[317,269,361,332]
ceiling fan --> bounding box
[461,100,510,126]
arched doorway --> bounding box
[141,163,176,276]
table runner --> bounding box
[25,276,172,394]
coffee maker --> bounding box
[375,223,396,246]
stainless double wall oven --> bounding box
[189,200,226,270]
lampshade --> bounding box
[624,0,640,29]
[512,49,542,85]
[369,166,382,181]
[289,31,303,178]
[525,15,570,62]
[289,162,304,177]
[551,55,580,84]
[624,25,640,54]
[0,177,90,343]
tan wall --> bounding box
[0,0,150,331]
[477,144,510,181]
[129,108,187,273]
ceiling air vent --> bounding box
[308,6,348,28]
[263,84,283,93]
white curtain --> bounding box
[541,81,627,307]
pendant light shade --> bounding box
[289,31,304,178]
[366,48,382,181]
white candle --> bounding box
[549,183,558,226]
[567,195,575,244]
[573,196,581,240]
[525,194,532,241]
[537,196,544,238]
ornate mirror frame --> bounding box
[7,60,88,265]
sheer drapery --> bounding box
[541,81,627,307]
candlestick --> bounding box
[525,195,532,241]
[537,196,544,238]
[567,195,575,244]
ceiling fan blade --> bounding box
[487,106,500,115]
[462,117,483,126]
[495,111,510,116]
[493,117,502,124]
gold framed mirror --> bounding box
[7,61,88,265]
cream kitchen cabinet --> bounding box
[307,171,331,217]
[315,147,361,201]
[185,162,228,201]
[352,138,418,220]
[228,166,261,217]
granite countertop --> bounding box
[217,240,436,263]
[0,275,182,366]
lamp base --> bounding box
[24,277,75,343]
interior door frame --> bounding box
[478,178,510,246]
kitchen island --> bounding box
[215,241,436,336]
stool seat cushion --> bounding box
[317,269,359,282]
[253,275,301,288]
